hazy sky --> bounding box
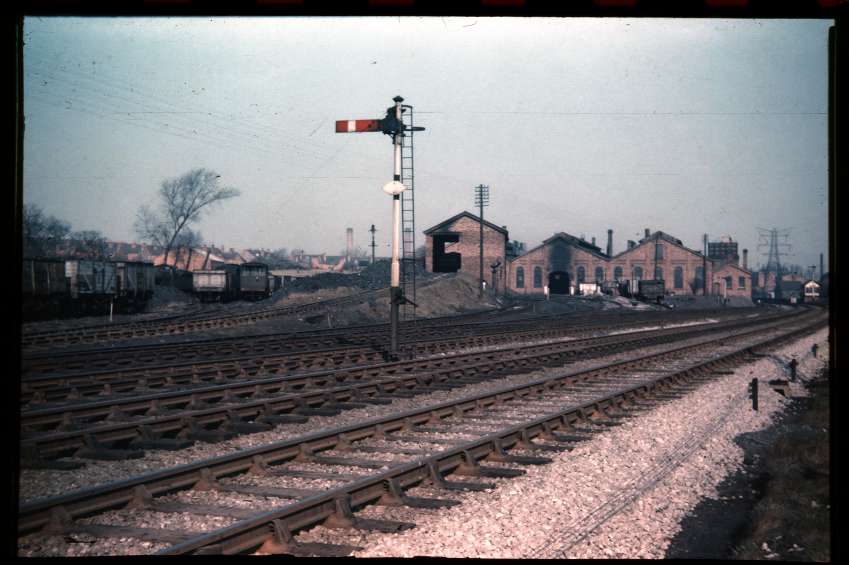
[23,17,831,272]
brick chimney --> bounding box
[591,236,596,247]
[644,228,650,239]
[607,229,613,256]
[743,249,748,270]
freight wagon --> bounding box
[22,258,157,319]
[239,262,270,300]
[637,279,666,303]
[192,264,240,302]
[22,258,68,318]
[115,261,156,312]
[65,259,117,299]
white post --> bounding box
[385,95,406,356]
[109,299,113,322]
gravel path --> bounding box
[315,328,827,558]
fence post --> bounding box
[749,378,758,411]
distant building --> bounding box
[708,235,739,265]
[423,214,752,299]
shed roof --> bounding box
[423,211,509,236]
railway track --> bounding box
[20,289,385,349]
[20,274,469,350]
[21,307,749,378]
[19,310,799,461]
[20,309,779,406]
[17,308,825,556]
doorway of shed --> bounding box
[548,271,570,294]
[432,234,461,273]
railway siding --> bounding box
[17,310,825,556]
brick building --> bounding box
[424,214,752,299]
[423,211,508,291]
[607,230,711,296]
[711,261,752,298]
[507,233,608,295]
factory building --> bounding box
[507,233,608,295]
[607,230,710,296]
[423,213,752,298]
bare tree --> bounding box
[23,203,71,257]
[134,168,239,270]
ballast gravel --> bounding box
[19,326,731,503]
[314,328,827,559]
[16,321,826,557]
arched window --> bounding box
[595,266,604,282]
[655,267,663,281]
[674,266,684,289]
[695,266,704,290]
[614,266,623,281]
[516,266,525,288]
[576,266,586,284]
[633,266,643,280]
[533,266,542,288]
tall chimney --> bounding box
[743,249,748,270]
[607,229,613,256]
[644,228,650,239]
[346,228,353,267]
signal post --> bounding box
[336,95,424,357]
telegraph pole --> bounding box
[474,184,490,298]
[369,224,378,264]
[703,234,708,296]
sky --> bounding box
[22,17,831,273]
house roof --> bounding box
[713,261,752,277]
[423,211,509,236]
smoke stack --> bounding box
[607,229,613,256]
[644,228,650,239]
[628,240,636,249]
[743,249,748,270]
[820,253,824,281]
[591,236,596,247]
[346,228,353,267]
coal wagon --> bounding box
[116,261,156,311]
[193,264,240,302]
[239,262,270,300]
[22,258,68,318]
[637,279,666,303]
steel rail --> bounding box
[158,314,827,555]
[21,312,803,459]
[20,309,802,411]
[17,310,825,537]
[22,307,764,381]
[19,311,746,395]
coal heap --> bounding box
[285,260,436,294]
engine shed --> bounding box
[423,211,509,291]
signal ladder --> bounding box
[400,104,417,320]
